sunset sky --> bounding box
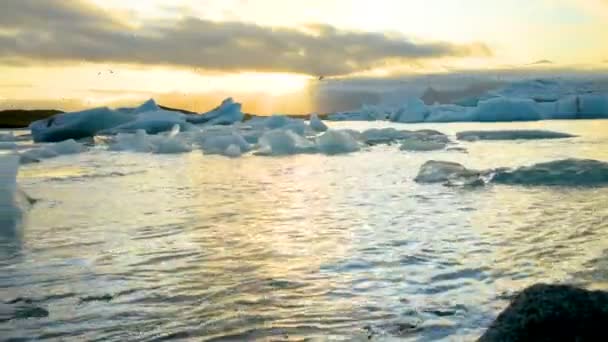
[1,0,607,113]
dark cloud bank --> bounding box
[0,0,490,76]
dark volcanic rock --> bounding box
[479,284,608,342]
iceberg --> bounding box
[0,142,17,150]
[0,132,17,142]
[110,128,193,154]
[389,98,430,123]
[0,155,31,234]
[361,128,407,145]
[327,105,390,121]
[198,129,251,156]
[29,98,245,143]
[471,97,542,122]
[256,129,316,156]
[186,98,244,125]
[400,138,446,151]
[247,115,310,135]
[224,144,243,158]
[578,94,608,118]
[30,107,133,143]
[457,130,576,141]
[20,139,85,162]
[426,104,475,122]
[492,159,608,186]
[416,158,608,187]
[549,96,579,119]
[101,109,195,135]
[361,128,450,146]
[309,114,328,132]
[316,130,360,155]
[414,160,482,183]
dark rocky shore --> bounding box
[479,284,608,341]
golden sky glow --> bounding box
[1,0,607,113]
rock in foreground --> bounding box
[479,284,608,342]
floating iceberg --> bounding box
[400,138,446,151]
[247,115,310,135]
[102,109,193,135]
[187,98,244,125]
[457,130,576,141]
[361,128,408,145]
[224,144,243,158]
[20,139,85,162]
[0,155,31,234]
[29,98,244,143]
[256,129,316,156]
[309,114,328,132]
[578,94,608,118]
[316,130,360,155]
[0,142,17,150]
[30,107,133,143]
[414,161,482,183]
[471,97,542,122]
[492,159,608,186]
[426,104,475,122]
[389,98,430,123]
[110,128,192,154]
[0,132,18,142]
[198,128,251,156]
[327,105,390,121]
[361,128,450,146]
[416,158,608,187]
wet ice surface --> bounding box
[2,120,608,341]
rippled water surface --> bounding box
[2,120,608,341]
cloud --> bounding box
[0,0,490,76]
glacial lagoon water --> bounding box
[2,120,608,341]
